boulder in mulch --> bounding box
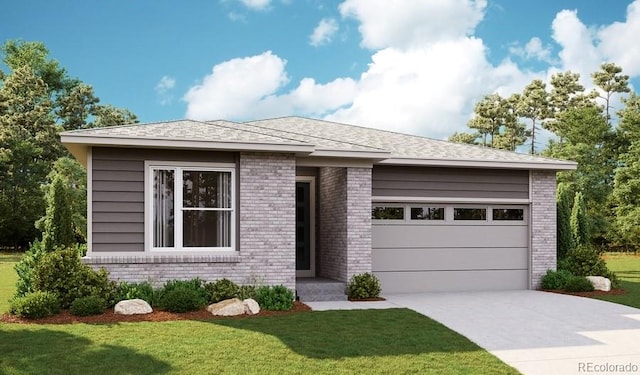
[114,299,153,315]
[243,298,260,315]
[586,276,611,292]
[207,298,245,316]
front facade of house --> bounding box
[61,117,576,295]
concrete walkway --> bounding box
[307,291,640,375]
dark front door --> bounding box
[296,180,314,276]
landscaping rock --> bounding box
[586,276,611,292]
[114,299,153,315]
[207,298,245,316]
[243,298,260,315]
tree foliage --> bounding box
[0,39,137,249]
[41,175,75,251]
[556,183,574,260]
[570,192,589,246]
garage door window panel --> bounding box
[410,207,445,220]
[493,208,524,221]
[454,208,487,221]
[372,206,404,220]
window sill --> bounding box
[83,254,242,264]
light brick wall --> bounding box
[346,167,372,278]
[317,167,347,280]
[530,170,557,289]
[85,152,297,290]
[317,167,372,282]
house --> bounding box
[61,116,576,298]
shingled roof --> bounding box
[60,116,576,170]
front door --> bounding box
[296,178,315,277]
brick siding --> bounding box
[317,167,372,282]
[530,170,557,289]
[85,152,296,290]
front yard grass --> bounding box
[596,252,640,309]
[0,309,517,375]
[0,252,21,313]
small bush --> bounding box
[255,285,294,311]
[236,285,257,300]
[13,240,47,298]
[205,278,239,303]
[540,269,574,290]
[31,246,116,308]
[346,273,381,299]
[156,278,207,312]
[9,291,61,319]
[115,281,155,305]
[560,244,608,277]
[157,288,204,313]
[564,276,595,293]
[70,296,106,316]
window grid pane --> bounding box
[153,169,175,247]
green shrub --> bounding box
[564,276,595,292]
[156,278,207,312]
[157,288,205,313]
[115,281,155,305]
[205,278,239,303]
[13,240,47,298]
[346,272,382,299]
[31,246,116,308]
[70,296,106,316]
[9,291,61,319]
[540,269,574,290]
[255,285,293,311]
[560,244,609,277]
[236,284,257,300]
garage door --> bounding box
[372,204,529,293]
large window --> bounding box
[148,163,234,251]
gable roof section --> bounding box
[60,116,576,170]
[246,117,576,170]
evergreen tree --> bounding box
[556,183,575,259]
[41,175,75,251]
[570,191,589,246]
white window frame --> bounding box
[144,161,236,253]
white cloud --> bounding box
[155,76,176,105]
[239,0,270,10]
[184,51,357,120]
[309,18,339,47]
[185,0,640,140]
[598,1,640,76]
[339,0,487,49]
[509,37,554,63]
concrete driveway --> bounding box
[384,291,640,375]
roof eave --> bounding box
[377,157,578,170]
[309,149,391,160]
[60,135,316,155]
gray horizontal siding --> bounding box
[372,166,529,199]
[91,147,237,253]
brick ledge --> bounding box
[82,254,242,264]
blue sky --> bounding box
[1,0,639,139]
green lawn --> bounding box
[0,309,517,375]
[596,252,640,309]
[0,252,515,375]
[0,252,21,313]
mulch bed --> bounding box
[543,288,627,297]
[0,301,312,325]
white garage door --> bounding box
[372,204,529,293]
